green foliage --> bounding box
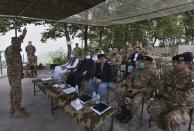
[49,50,67,64]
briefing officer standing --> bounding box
[5,27,29,118]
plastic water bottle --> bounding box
[75,84,79,94]
[128,65,133,72]
[92,92,97,102]
[96,94,101,104]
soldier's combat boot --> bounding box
[14,107,29,118]
[120,111,133,124]
[115,106,128,121]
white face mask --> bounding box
[86,55,91,59]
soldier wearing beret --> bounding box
[115,56,158,123]
[147,53,194,131]
[5,28,29,118]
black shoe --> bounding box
[120,112,133,124]
[115,110,126,121]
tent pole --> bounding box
[14,17,18,37]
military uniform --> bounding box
[115,56,158,123]
[147,54,194,131]
[72,47,82,56]
[25,44,36,61]
[5,29,28,118]
[116,67,157,113]
[109,50,122,79]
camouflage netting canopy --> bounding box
[0,0,194,26]
[0,0,105,20]
[61,0,194,26]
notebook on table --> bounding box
[91,102,111,115]
[78,94,93,104]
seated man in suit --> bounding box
[88,54,113,99]
[129,46,142,68]
[54,52,79,83]
[66,51,95,89]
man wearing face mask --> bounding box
[66,51,95,88]
[5,28,29,118]
[147,53,194,131]
[92,48,101,62]
[115,56,158,123]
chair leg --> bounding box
[148,118,152,127]
[140,102,144,127]
[188,109,193,131]
[107,87,109,104]
[140,96,145,127]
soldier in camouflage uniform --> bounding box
[5,28,29,118]
[147,53,194,131]
[25,41,36,61]
[72,43,82,56]
[109,48,122,66]
[115,56,158,123]
[108,48,122,80]
[25,41,37,77]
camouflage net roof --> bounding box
[0,0,105,20]
[61,0,194,26]
[0,0,194,26]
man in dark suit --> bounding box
[130,46,142,68]
[88,54,113,98]
[66,51,95,88]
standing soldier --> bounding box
[115,56,158,123]
[147,53,194,131]
[72,43,82,56]
[25,41,36,62]
[5,28,29,118]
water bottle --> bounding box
[92,92,97,102]
[96,94,101,104]
[75,84,79,94]
[128,65,133,72]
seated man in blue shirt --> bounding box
[88,54,113,99]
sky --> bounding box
[0,24,81,63]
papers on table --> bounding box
[41,77,53,81]
[91,102,111,115]
[62,87,76,94]
[71,98,83,110]
[53,84,65,89]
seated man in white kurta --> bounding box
[54,52,79,83]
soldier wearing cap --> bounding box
[147,53,194,131]
[115,55,158,123]
[5,28,29,118]
[72,43,82,56]
[25,41,36,60]
[109,48,122,66]
[25,41,37,77]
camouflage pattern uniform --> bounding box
[110,53,122,66]
[147,69,194,131]
[25,44,36,62]
[109,49,122,79]
[72,47,82,56]
[25,43,37,77]
[5,29,28,118]
[116,67,157,113]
